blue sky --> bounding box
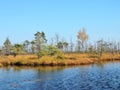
[0,0,120,45]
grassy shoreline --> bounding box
[0,54,120,67]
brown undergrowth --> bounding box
[0,53,120,67]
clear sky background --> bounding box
[0,0,120,45]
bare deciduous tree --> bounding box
[77,28,89,52]
[55,33,60,46]
[70,37,74,53]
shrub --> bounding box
[48,45,64,59]
[55,50,64,59]
[48,45,58,56]
[37,45,64,59]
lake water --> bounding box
[0,62,120,90]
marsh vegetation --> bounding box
[0,28,120,66]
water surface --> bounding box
[0,62,120,90]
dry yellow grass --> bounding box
[0,53,120,67]
[101,53,120,61]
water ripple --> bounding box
[0,62,120,90]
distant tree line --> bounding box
[1,28,120,59]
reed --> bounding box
[0,53,120,67]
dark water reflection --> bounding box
[0,62,120,90]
